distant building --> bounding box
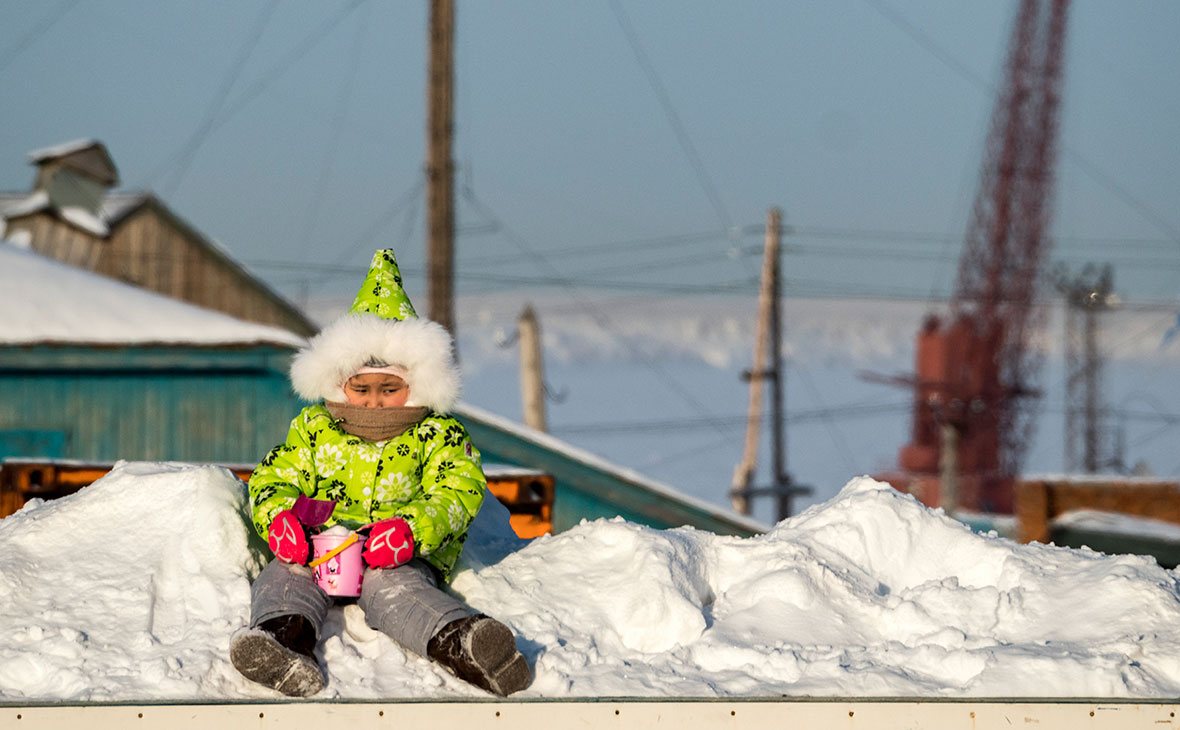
[0,142,762,536]
[458,404,764,537]
[0,243,305,466]
[0,140,315,337]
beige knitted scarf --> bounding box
[324,402,429,442]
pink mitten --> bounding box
[267,509,309,565]
[363,518,415,569]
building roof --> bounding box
[27,138,106,162]
[27,138,118,186]
[0,242,306,348]
[455,401,768,536]
[0,190,108,236]
[0,190,317,337]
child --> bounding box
[230,249,530,698]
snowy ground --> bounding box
[4,461,1180,702]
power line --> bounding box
[244,178,425,296]
[158,0,282,197]
[555,245,762,281]
[459,183,739,439]
[250,258,753,293]
[138,0,368,191]
[0,0,82,76]
[1093,307,1180,361]
[247,253,1180,305]
[551,401,910,436]
[793,225,1180,252]
[635,433,741,471]
[1112,408,1180,425]
[788,241,1180,274]
[607,0,733,234]
[297,2,370,262]
[1063,150,1180,247]
[333,178,425,267]
[397,177,425,255]
[461,226,762,269]
[460,221,1179,273]
[794,366,860,476]
[861,0,1180,250]
[448,270,756,294]
[862,0,995,92]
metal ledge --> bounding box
[2,697,1178,729]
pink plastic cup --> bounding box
[311,532,365,597]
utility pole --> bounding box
[518,304,547,432]
[731,209,778,515]
[426,0,456,337]
[939,421,959,514]
[1057,264,1116,473]
[731,208,811,520]
[767,209,793,521]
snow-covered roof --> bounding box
[100,191,151,224]
[26,139,119,187]
[27,138,103,162]
[0,190,110,236]
[1054,509,1180,542]
[2,189,147,226]
[0,242,306,348]
[0,190,49,218]
[1,190,315,336]
[456,401,769,535]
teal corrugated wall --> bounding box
[1,345,761,536]
[456,407,762,537]
[0,345,303,465]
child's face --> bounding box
[344,373,410,408]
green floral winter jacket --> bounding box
[248,404,485,580]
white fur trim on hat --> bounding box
[350,364,410,382]
[290,313,460,413]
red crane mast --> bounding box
[896,0,1070,513]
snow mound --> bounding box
[3,465,1180,701]
[0,463,261,700]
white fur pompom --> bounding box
[289,314,460,412]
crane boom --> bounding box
[896,0,1070,513]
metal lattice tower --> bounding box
[1057,264,1117,473]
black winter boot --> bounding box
[230,614,325,697]
[427,614,531,696]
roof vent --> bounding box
[28,139,119,218]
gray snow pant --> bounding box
[249,558,475,657]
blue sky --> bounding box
[3,0,1178,308]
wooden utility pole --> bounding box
[731,208,781,516]
[939,421,959,514]
[518,304,548,432]
[426,0,456,336]
[731,208,811,520]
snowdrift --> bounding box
[3,462,1180,702]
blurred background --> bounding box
[2,1,1178,528]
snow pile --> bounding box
[0,463,262,699]
[3,463,1180,701]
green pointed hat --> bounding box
[349,249,418,320]
[290,248,460,411]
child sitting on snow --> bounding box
[230,249,530,698]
